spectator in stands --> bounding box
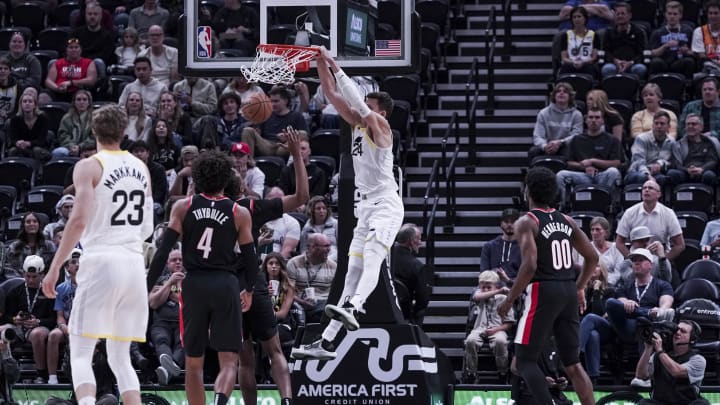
[607,248,675,343]
[286,233,337,323]
[555,108,623,208]
[241,86,308,158]
[669,113,720,186]
[278,133,327,197]
[227,142,264,198]
[691,0,720,75]
[648,1,696,78]
[7,89,50,161]
[390,223,429,325]
[586,89,624,141]
[118,56,168,117]
[263,252,297,359]
[128,0,169,39]
[147,118,181,172]
[557,7,600,77]
[7,32,41,91]
[631,84,679,140]
[43,195,74,241]
[529,82,583,162]
[600,2,648,79]
[47,248,81,385]
[148,249,184,385]
[52,90,94,158]
[0,255,56,384]
[138,25,179,87]
[462,270,514,384]
[634,320,708,404]
[71,2,117,77]
[44,38,98,103]
[129,140,168,216]
[222,75,264,102]
[701,217,720,258]
[258,187,301,259]
[559,0,614,31]
[123,91,153,143]
[615,179,685,260]
[572,216,625,285]
[168,145,199,202]
[678,77,720,138]
[113,27,144,75]
[625,111,677,186]
[172,77,218,121]
[157,91,192,146]
[479,208,520,285]
[616,225,674,289]
[298,196,338,262]
[0,57,20,131]
[211,0,259,56]
[196,92,245,150]
[71,0,116,31]
[578,262,615,386]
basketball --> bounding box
[241,92,272,124]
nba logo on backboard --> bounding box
[197,26,212,58]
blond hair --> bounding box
[478,270,500,284]
[92,104,128,145]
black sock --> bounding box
[321,339,334,351]
[515,358,554,405]
[37,369,48,380]
[214,393,228,405]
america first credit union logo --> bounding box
[197,26,212,58]
[292,328,440,403]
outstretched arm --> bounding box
[280,127,309,212]
[315,47,362,126]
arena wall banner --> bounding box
[452,389,720,405]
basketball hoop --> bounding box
[241,44,319,85]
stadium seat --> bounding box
[3,211,49,241]
[382,75,421,113]
[32,50,59,85]
[52,1,79,26]
[39,102,70,137]
[676,211,708,242]
[309,155,335,180]
[678,0,701,29]
[648,73,686,103]
[0,157,35,192]
[529,155,567,173]
[255,156,285,188]
[41,157,78,186]
[378,0,402,33]
[35,27,70,54]
[415,0,449,34]
[602,74,640,102]
[567,211,605,238]
[557,73,593,103]
[267,24,296,45]
[388,100,411,145]
[683,260,720,288]
[620,183,643,212]
[674,239,702,282]
[310,129,339,165]
[0,185,16,220]
[0,27,31,51]
[675,278,720,306]
[421,22,441,61]
[12,3,46,36]
[672,183,714,214]
[658,99,681,116]
[109,75,135,100]
[570,184,613,215]
[608,99,633,133]
[628,0,658,26]
[24,185,63,220]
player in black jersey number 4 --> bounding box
[498,166,598,405]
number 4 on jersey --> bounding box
[196,227,214,259]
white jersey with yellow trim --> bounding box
[350,125,398,196]
[80,150,154,254]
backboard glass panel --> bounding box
[179,0,419,77]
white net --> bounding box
[241,45,318,85]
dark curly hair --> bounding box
[525,166,557,207]
[191,151,233,195]
[224,172,241,201]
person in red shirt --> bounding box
[44,38,98,102]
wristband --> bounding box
[656,350,665,356]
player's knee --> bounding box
[559,351,580,368]
[364,238,388,256]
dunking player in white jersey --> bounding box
[44,105,153,405]
[292,47,404,360]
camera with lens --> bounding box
[0,328,16,344]
[637,318,677,353]
[15,311,30,321]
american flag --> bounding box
[375,40,401,57]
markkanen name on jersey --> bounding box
[103,165,148,190]
[297,383,418,403]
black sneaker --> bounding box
[324,303,360,331]
[290,339,337,360]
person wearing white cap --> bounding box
[614,225,673,288]
[43,195,75,241]
[47,248,82,384]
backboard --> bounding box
[179,0,420,78]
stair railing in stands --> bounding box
[440,112,460,231]
[465,58,480,168]
[422,160,440,267]
[483,6,497,116]
[502,0,514,61]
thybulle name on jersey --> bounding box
[102,164,148,190]
[191,207,230,225]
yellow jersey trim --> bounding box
[80,332,146,342]
[355,125,377,149]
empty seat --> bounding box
[571,184,613,215]
[382,74,420,112]
[675,239,702,277]
[310,129,339,164]
[530,155,567,173]
[52,1,79,26]
[676,211,708,242]
[255,156,285,187]
[602,74,640,102]
[24,185,63,219]
[568,211,605,237]
[672,183,713,213]
[309,155,336,180]
[39,102,70,136]
[557,73,594,102]
[35,27,70,54]
[415,0,449,33]
[11,3,46,36]
[648,73,686,102]
[41,157,78,186]
[683,259,720,284]
[0,185,16,219]
[0,157,35,191]
[675,278,720,306]
[621,183,643,211]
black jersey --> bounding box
[182,194,238,273]
[528,208,575,282]
[236,196,284,292]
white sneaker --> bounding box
[155,366,169,385]
[159,353,181,377]
[630,377,651,388]
[290,339,337,360]
[325,303,360,331]
[47,375,58,384]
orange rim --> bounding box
[258,44,319,72]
